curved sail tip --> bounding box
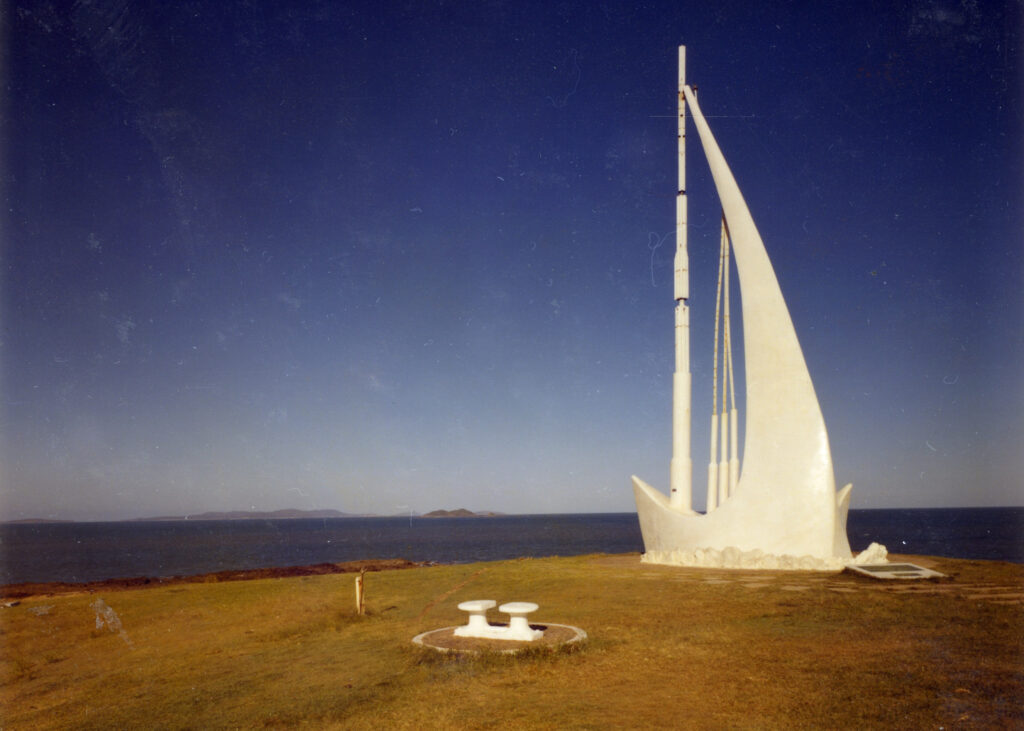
[631,475,659,492]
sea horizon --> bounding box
[4,504,1023,525]
[0,508,1021,586]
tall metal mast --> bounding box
[669,45,693,512]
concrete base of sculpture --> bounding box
[413,623,587,655]
[633,476,856,567]
[415,600,585,654]
[641,541,889,572]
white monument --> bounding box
[452,600,544,641]
[633,46,870,570]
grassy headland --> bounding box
[1,554,1021,729]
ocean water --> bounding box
[0,508,1020,585]
[846,508,1023,565]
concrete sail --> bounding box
[632,71,853,564]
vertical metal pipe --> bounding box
[707,413,719,512]
[708,217,725,513]
[718,401,729,504]
[670,45,693,512]
[720,225,733,500]
[729,407,740,493]
[722,218,740,496]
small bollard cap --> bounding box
[457,599,496,612]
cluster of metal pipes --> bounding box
[707,217,739,512]
[668,46,741,515]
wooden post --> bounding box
[355,570,365,615]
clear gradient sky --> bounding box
[2,1,1021,520]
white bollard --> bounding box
[453,599,497,637]
[498,602,544,641]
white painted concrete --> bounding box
[452,599,544,641]
[453,599,497,638]
[670,44,693,513]
[633,47,867,567]
[639,542,889,572]
[499,602,544,641]
[413,623,586,655]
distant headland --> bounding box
[135,509,369,521]
[3,518,76,524]
[2,508,506,524]
[1,509,368,524]
[420,509,504,518]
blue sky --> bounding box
[2,1,1021,520]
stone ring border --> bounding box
[412,623,588,655]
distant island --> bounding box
[136,509,369,521]
[2,510,363,524]
[420,509,503,518]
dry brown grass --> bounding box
[1,553,1021,729]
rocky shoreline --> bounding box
[0,558,426,600]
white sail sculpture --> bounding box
[632,46,866,570]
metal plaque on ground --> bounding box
[845,563,946,580]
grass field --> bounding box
[1,553,1021,729]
